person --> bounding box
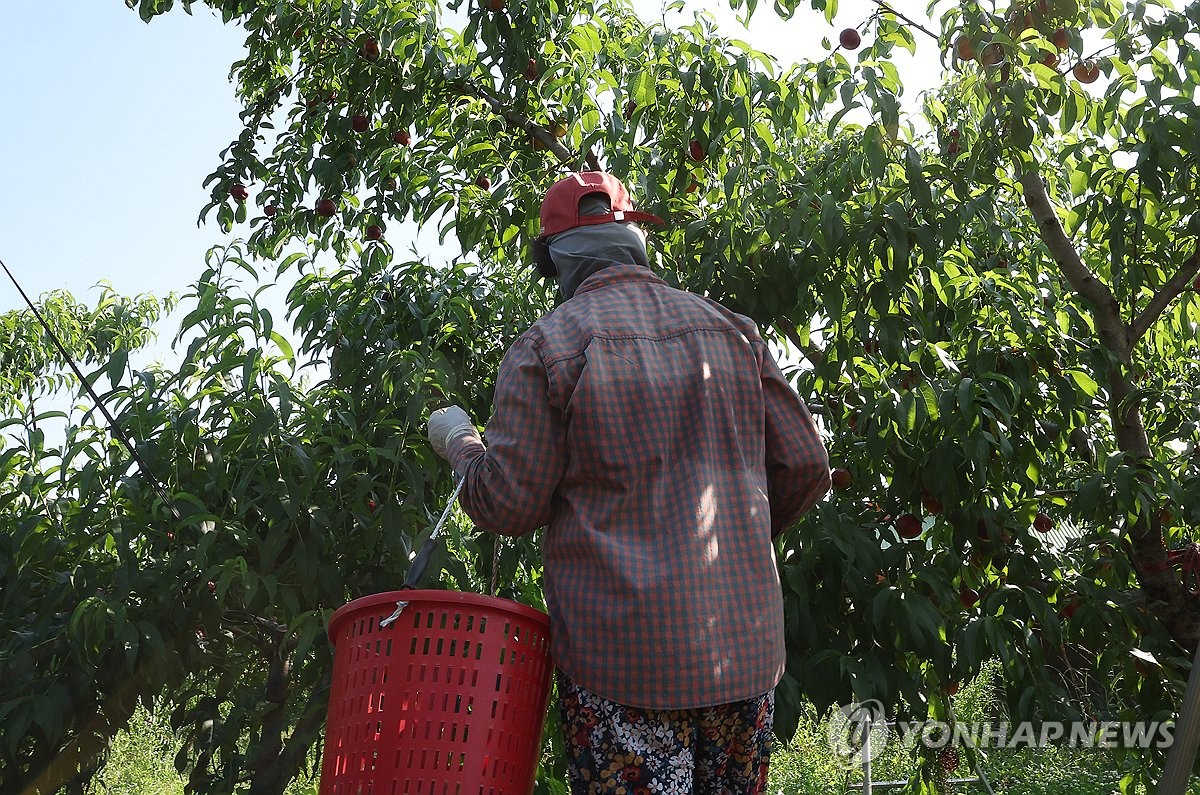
[426,171,830,794]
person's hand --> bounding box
[427,405,480,459]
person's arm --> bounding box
[445,336,566,536]
[758,344,831,536]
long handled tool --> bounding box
[380,476,464,626]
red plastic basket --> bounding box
[318,590,554,795]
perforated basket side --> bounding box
[319,591,553,795]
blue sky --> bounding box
[0,3,246,318]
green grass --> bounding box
[765,660,1200,795]
[766,719,1196,794]
[93,697,1198,795]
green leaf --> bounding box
[107,348,129,387]
[1067,369,1100,397]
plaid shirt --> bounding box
[448,264,830,709]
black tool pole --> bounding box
[1,255,182,522]
[1159,637,1200,793]
[402,477,464,590]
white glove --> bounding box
[427,405,481,459]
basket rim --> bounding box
[327,589,550,643]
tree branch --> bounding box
[779,323,825,369]
[19,651,169,795]
[1130,247,1200,343]
[461,78,597,169]
[248,645,292,795]
[272,667,333,789]
[872,1,940,41]
[1019,170,1132,363]
[1019,174,1200,646]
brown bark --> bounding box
[1019,169,1200,650]
[780,323,826,369]
[248,668,333,795]
[1130,249,1200,343]
[18,652,168,795]
[248,647,294,795]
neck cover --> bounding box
[548,222,649,300]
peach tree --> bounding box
[2,0,1198,791]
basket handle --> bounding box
[380,476,509,629]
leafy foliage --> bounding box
[4,0,1200,791]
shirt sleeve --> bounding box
[446,335,565,536]
[758,342,831,536]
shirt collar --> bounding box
[572,264,664,297]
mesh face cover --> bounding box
[547,221,649,301]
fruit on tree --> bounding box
[383,177,397,191]
[922,494,944,516]
[955,36,976,61]
[366,225,383,241]
[623,100,637,119]
[553,121,568,138]
[392,129,410,146]
[831,468,853,490]
[352,114,370,133]
[839,28,861,50]
[1041,50,1060,68]
[489,0,505,10]
[360,37,380,61]
[1061,596,1080,619]
[1052,27,1070,50]
[230,183,249,203]
[960,587,980,609]
[316,198,337,217]
[1034,512,1054,533]
[1074,59,1100,84]
[475,174,491,190]
[264,204,276,217]
[689,139,706,162]
[524,58,539,81]
[980,42,1006,68]
[896,513,922,540]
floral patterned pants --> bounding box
[557,671,775,794]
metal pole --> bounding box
[1159,636,1200,794]
[862,717,873,795]
[947,700,996,795]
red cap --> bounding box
[537,172,664,239]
